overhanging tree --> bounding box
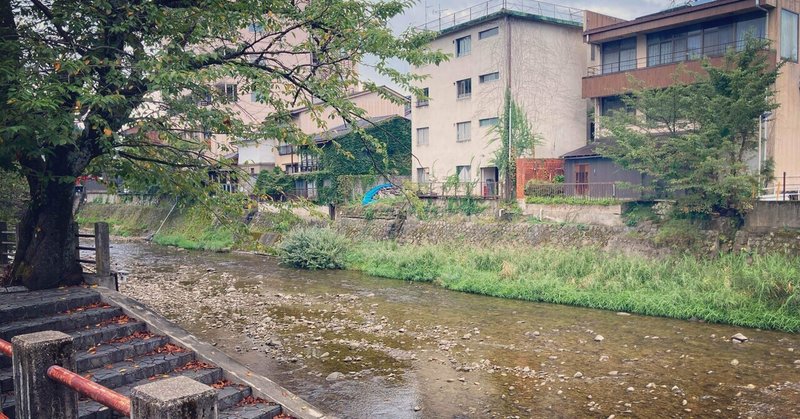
[600,39,782,218]
[0,0,444,289]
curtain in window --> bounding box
[782,10,799,61]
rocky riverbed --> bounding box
[112,241,800,418]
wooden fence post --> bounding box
[94,222,110,277]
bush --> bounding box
[277,227,349,269]
[525,180,564,198]
[255,167,294,199]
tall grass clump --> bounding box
[344,241,800,332]
[278,227,349,270]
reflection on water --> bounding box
[111,241,800,419]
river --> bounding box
[110,241,800,418]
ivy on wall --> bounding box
[320,116,411,203]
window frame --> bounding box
[416,127,430,146]
[479,27,499,40]
[479,72,500,83]
[416,167,430,183]
[479,117,499,127]
[417,87,430,107]
[456,78,472,99]
[456,121,471,142]
[781,9,799,62]
[456,165,471,182]
[456,35,471,57]
[278,144,294,155]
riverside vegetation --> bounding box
[278,226,800,333]
[76,201,800,332]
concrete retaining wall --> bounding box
[746,201,800,230]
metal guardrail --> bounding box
[525,182,642,200]
[0,337,131,417]
[759,174,800,201]
[587,38,770,76]
[411,181,501,199]
[0,222,15,266]
[418,0,583,32]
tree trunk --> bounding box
[11,174,82,290]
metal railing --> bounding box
[412,181,501,199]
[526,182,643,200]
[760,175,800,201]
[0,337,131,417]
[587,38,770,76]
[418,0,583,32]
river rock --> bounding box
[326,372,345,381]
[730,359,739,366]
[731,333,748,343]
[574,372,583,378]
[594,335,605,342]
[462,333,472,340]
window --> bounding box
[456,78,471,99]
[250,91,263,102]
[456,121,471,142]
[736,16,767,50]
[479,117,499,127]
[456,165,471,182]
[284,163,299,174]
[456,36,471,57]
[250,168,255,175]
[601,37,636,74]
[648,30,702,66]
[416,127,430,146]
[248,23,263,33]
[278,144,294,155]
[479,27,499,39]
[417,167,429,183]
[479,72,499,83]
[600,96,632,117]
[782,9,799,61]
[647,15,767,66]
[217,83,237,101]
[417,87,430,107]
[702,24,734,57]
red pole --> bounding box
[0,339,11,357]
[46,365,131,417]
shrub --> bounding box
[255,167,294,199]
[525,180,564,198]
[277,227,349,269]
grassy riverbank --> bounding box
[345,241,800,332]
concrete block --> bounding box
[131,376,217,419]
[12,330,77,419]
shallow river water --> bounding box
[110,241,800,418]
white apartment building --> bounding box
[411,0,590,196]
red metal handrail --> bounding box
[0,339,11,357]
[0,338,131,417]
[47,365,131,417]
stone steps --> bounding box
[0,287,294,419]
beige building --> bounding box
[582,0,800,192]
[411,0,589,197]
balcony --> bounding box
[583,39,775,98]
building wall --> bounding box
[563,157,644,199]
[412,15,589,184]
[769,0,800,179]
[585,1,800,180]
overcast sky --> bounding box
[361,0,678,92]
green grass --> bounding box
[346,241,800,332]
[525,196,621,206]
